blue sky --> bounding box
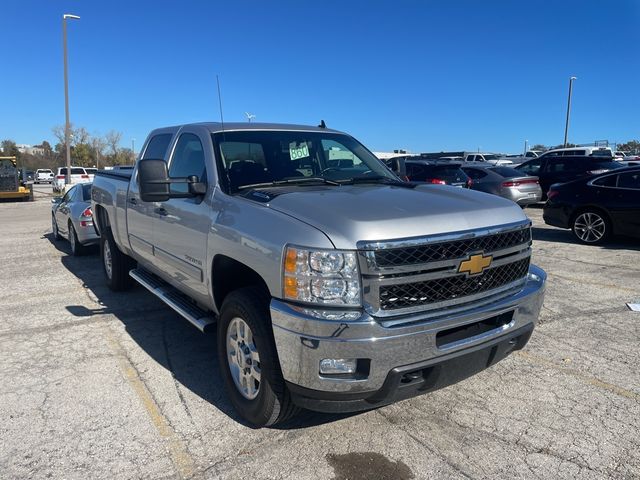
[2,0,638,153]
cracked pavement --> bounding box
[1,186,638,479]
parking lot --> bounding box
[1,185,639,480]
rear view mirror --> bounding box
[138,159,170,202]
[51,197,63,205]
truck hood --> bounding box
[263,184,528,249]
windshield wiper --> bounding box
[237,177,340,190]
[339,175,416,188]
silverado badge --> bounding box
[458,253,493,276]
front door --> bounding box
[152,129,211,301]
[127,132,175,264]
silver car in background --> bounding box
[51,183,98,255]
[462,164,542,206]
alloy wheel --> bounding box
[103,239,113,279]
[226,317,261,400]
[574,212,606,243]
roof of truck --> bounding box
[155,122,345,134]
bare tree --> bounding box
[90,136,107,168]
[74,127,90,145]
[105,130,122,158]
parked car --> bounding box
[405,160,471,187]
[515,155,622,198]
[35,168,54,184]
[537,146,613,159]
[91,122,545,427]
[463,153,513,165]
[85,167,98,181]
[51,183,98,255]
[53,166,91,193]
[543,167,640,244]
[462,165,542,205]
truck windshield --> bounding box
[212,131,397,193]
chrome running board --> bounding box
[129,268,216,332]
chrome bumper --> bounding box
[271,264,546,394]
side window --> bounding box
[168,133,206,195]
[142,134,173,160]
[592,175,618,187]
[618,172,640,189]
[519,159,542,175]
[465,169,487,180]
[62,186,75,203]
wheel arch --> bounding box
[211,255,270,313]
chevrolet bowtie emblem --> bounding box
[458,253,493,276]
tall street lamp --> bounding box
[563,76,577,148]
[63,13,80,185]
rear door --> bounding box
[152,128,211,300]
[127,132,175,264]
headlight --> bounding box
[283,246,361,306]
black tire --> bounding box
[571,209,611,245]
[52,215,62,240]
[217,286,300,427]
[68,222,86,256]
[100,227,135,291]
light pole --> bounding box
[63,13,80,185]
[563,76,577,148]
[131,138,135,164]
[524,139,528,156]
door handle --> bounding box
[155,207,168,216]
[129,197,137,205]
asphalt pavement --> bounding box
[1,185,638,479]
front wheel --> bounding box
[217,287,299,427]
[52,215,62,240]
[101,227,135,291]
[572,210,611,245]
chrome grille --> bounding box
[358,221,533,318]
[373,228,531,268]
[379,257,530,310]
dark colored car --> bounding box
[543,167,640,244]
[515,155,622,198]
[405,160,471,187]
[462,164,542,205]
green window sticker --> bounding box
[289,142,310,161]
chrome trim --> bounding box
[356,219,531,252]
[372,249,530,287]
[365,277,528,320]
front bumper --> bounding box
[271,264,546,411]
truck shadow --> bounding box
[44,232,358,429]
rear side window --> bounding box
[81,183,92,200]
[168,133,206,194]
[592,175,617,187]
[618,172,640,189]
[142,134,173,160]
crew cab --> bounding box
[92,122,546,427]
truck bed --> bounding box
[95,169,133,181]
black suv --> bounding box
[515,155,621,197]
[405,160,470,187]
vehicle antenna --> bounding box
[318,119,326,129]
[216,75,225,131]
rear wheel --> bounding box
[572,210,611,244]
[101,227,135,290]
[52,215,61,240]
[68,222,86,256]
[217,287,299,427]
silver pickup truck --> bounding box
[92,122,546,427]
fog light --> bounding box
[319,358,357,375]
[528,272,541,282]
